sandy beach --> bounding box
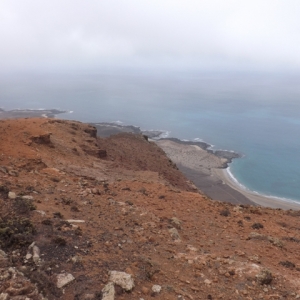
[214,168,300,210]
[156,139,300,210]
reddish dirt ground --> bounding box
[1,118,300,300]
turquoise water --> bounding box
[1,70,300,202]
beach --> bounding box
[156,139,300,210]
[214,168,300,210]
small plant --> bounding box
[125,200,134,206]
[53,212,64,219]
[13,198,36,214]
[220,209,230,217]
[71,205,79,212]
[41,219,53,226]
[282,236,300,243]
[279,261,295,269]
[75,227,82,236]
[252,223,264,229]
[52,236,67,246]
[0,217,35,249]
[61,197,73,205]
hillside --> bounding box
[1,118,300,299]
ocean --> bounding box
[1,69,300,202]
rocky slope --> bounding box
[1,118,300,300]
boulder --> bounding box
[108,271,134,291]
[102,282,115,300]
[8,192,16,199]
[169,227,180,240]
[152,285,162,294]
[170,217,182,229]
[57,273,75,288]
[256,269,273,285]
[31,133,52,145]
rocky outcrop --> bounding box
[30,133,52,145]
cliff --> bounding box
[0,118,300,299]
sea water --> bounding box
[1,70,300,202]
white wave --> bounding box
[159,131,170,138]
[226,167,248,191]
[226,167,300,205]
[193,137,204,142]
[112,120,123,125]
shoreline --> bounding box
[156,139,300,210]
[214,167,300,210]
[1,112,299,210]
[0,108,68,119]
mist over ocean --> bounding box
[1,70,300,202]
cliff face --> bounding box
[0,118,300,299]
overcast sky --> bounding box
[1,0,300,72]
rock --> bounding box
[108,271,135,291]
[28,241,35,249]
[187,245,198,252]
[152,285,162,294]
[8,170,18,177]
[34,210,46,216]
[268,236,283,248]
[0,166,8,174]
[57,272,75,288]
[0,250,8,268]
[0,293,9,300]
[91,188,100,195]
[21,195,34,200]
[8,191,17,199]
[84,126,97,138]
[256,269,273,285]
[31,133,52,145]
[141,287,149,294]
[102,282,115,300]
[67,219,85,223]
[170,217,182,229]
[25,253,32,260]
[71,255,82,264]
[248,232,265,240]
[32,245,40,263]
[169,227,180,240]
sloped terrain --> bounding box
[0,118,300,299]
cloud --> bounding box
[1,0,300,71]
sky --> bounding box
[1,0,300,72]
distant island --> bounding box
[0,108,67,119]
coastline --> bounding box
[156,139,300,210]
[1,112,299,210]
[0,108,67,119]
[214,167,300,210]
